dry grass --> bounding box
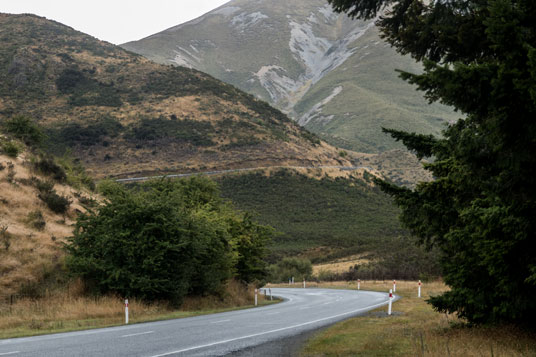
[0,153,95,296]
[312,254,371,275]
[0,280,275,339]
[292,280,536,356]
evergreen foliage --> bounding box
[329,0,536,324]
[65,177,271,305]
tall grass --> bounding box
[296,280,536,356]
[0,280,270,339]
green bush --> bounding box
[2,140,21,158]
[66,178,272,305]
[26,210,46,231]
[35,179,71,214]
[126,116,214,147]
[32,156,67,182]
[268,257,313,283]
[2,115,46,147]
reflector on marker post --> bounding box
[125,299,129,324]
[388,289,393,315]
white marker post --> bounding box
[393,280,396,292]
[418,280,422,298]
[292,276,295,284]
[303,278,306,289]
[269,288,272,301]
[125,299,129,324]
[254,288,258,306]
[388,289,393,315]
[357,279,361,290]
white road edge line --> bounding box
[210,320,231,324]
[0,352,20,356]
[121,331,154,338]
[148,299,390,357]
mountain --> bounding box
[122,0,457,153]
[0,13,350,179]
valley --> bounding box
[0,4,438,344]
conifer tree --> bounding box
[328,0,536,323]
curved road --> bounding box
[0,288,396,356]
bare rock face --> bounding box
[122,0,457,153]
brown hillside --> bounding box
[0,13,350,179]
[0,151,96,296]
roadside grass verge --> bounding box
[0,280,278,339]
[287,280,536,356]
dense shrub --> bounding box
[126,116,214,147]
[46,116,123,148]
[2,115,45,147]
[32,155,67,182]
[35,179,71,214]
[56,68,122,107]
[268,257,313,283]
[65,178,271,305]
[2,140,21,158]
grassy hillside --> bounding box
[217,168,405,262]
[298,27,457,153]
[0,148,96,296]
[122,0,457,154]
[0,13,348,179]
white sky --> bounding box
[0,0,231,44]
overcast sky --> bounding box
[0,0,231,44]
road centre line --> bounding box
[121,331,154,338]
[148,298,391,357]
[210,320,230,324]
[0,352,19,356]
[266,312,280,315]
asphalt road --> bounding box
[0,288,395,357]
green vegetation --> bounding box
[268,257,313,283]
[31,155,67,182]
[301,281,536,356]
[2,115,46,147]
[65,177,272,305]
[126,116,214,147]
[1,140,21,158]
[330,0,536,324]
[46,116,123,149]
[317,236,441,282]
[25,210,46,231]
[35,179,71,214]
[217,170,404,260]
